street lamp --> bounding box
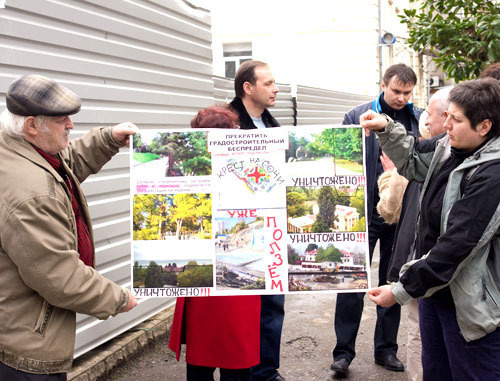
[381,32,396,45]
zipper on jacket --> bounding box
[483,277,499,307]
[482,278,487,301]
[34,300,54,335]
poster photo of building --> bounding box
[287,241,368,292]
[286,185,365,234]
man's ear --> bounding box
[477,119,492,137]
[24,116,38,137]
[243,81,253,96]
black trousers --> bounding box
[332,212,401,363]
[0,362,66,381]
[187,363,251,381]
[250,295,285,380]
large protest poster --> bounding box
[131,126,369,298]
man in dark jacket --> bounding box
[229,60,285,381]
[330,63,423,376]
[230,60,280,130]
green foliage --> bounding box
[133,152,160,164]
[350,217,366,232]
[233,221,247,233]
[312,187,337,232]
[162,271,178,286]
[133,194,170,240]
[333,128,363,164]
[288,244,301,264]
[177,263,213,287]
[182,133,212,175]
[334,159,363,174]
[133,261,147,286]
[241,278,266,290]
[133,193,212,240]
[315,245,342,263]
[287,191,312,218]
[144,261,165,288]
[334,190,350,207]
[400,0,500,81]
[140,262,180,287]
[145,132,211,175]
[287,133,313,161]
[306,130,334,158]
[132,134,143,149]
[305,243,319,252]
[287,128,362,165]
[349,188,366,218]
[304,187,319,201]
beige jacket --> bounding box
[376,169,409,224]
[0,127,129,374]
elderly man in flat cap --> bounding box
[0,74,138,380]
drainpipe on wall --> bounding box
[378,0,383,92]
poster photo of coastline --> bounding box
[287,241,369,292]
[285,126,364,177]
[215,215,266,291]
[133,193,212,241]
[132,240,213,289]
[286,185,366,234]
[132,130,211,179]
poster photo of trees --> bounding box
[132,130,211,178]
[132,241,213,289]
[286,185,365,234]
[133,193,212,240]
[286,127,363,176]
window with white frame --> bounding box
[223,42,252,78]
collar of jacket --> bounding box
[371,92,417,117]
[436,133,500,164]
[230,97,280,129]
[1,130,65,183]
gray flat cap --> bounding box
[6,74,81,116]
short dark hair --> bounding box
[383,63,417,86]
[448,78,500,138]
[191,105,239,129]
[234,60,269,98]
[479,62,500,80]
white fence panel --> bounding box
[0,0,212,358]
[296,85,375,125]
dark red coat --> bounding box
[168,295,261,369]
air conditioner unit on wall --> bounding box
[429,76,441,88]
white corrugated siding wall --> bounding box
[0,0,213,357]
[296,85,375,125]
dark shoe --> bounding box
[330,358,349,375]
[270,373,285,381]
[374,354,404,372]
